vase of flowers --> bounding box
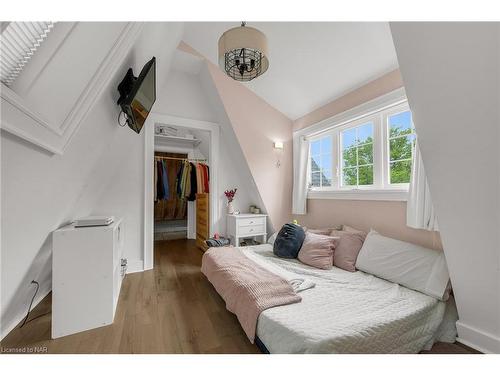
[224,188,237,214]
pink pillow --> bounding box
[306,225,342,236]
[329,230,365,272]
[342,225,367,240]
[298,232,338,270]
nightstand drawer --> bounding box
[238,217,265,227]
[239,224,265,236]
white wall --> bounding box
[390,22,500,353]
[197,65,268,235]
[155,69,217,123]
[0,22,184,339]
[155,61,265,236]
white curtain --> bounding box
[292,135,310,215]
[407,140,439,231]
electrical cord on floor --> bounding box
[19,280,39,328]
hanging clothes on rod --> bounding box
[156,159,165,200]
[187,162,198,201]
[154,157,172,202]
[162,159,169,199]
[154,155,209,201]
[196,163,209,193]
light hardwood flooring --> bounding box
[0,239,478,354]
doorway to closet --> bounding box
[144,114,220,271]
[153,125,210,245]
[154,152,189,241]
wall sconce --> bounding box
[274,141,284,150]
[274,141,283,168]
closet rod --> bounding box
[154,156,207,162]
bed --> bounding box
[232,244,457,354]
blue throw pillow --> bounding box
[273,223,305,259]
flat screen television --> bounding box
[117,57,156,134]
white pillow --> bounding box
[356,230,450,300]
[267,232,278,245]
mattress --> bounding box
[240,244,456,354]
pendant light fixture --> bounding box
[218,22,269,82]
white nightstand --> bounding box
[227,213,267,246]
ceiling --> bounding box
[182,22,399,120]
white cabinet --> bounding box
[52,218,125,338]
[227,214,267,246]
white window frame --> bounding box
[308,135,333,188]
[299,88,411,201]
[383,103,416,189]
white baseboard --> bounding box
[125,259,144,274]
[456,320,500,354]
[0,285,51,341]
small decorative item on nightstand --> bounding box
[224,188,237,214]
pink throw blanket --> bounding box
[201,247,301,343]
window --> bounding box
[309,136,332,187]
[305,91,414,201]
[0,22,55,86]
[388,110,415,184]
[341,122,374,186]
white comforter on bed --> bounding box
[241,244,456,354]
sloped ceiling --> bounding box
[182,22,398,120]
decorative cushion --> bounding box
[329,229,366,272]
[306,226,342,235]
[298,232,338,270]
[355,230,450,300]
[273,223,306,259]
[342,225,367,240]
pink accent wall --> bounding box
[292,69,441,250]
[293,69,404,131]
[297,199,442,250]
[206,62,294,229]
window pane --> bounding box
[357,123,373,144]
[390,135,413,161]
[358,165,374,185]
[343,167,357,186]
[321,154,332,171]
[389,111,412,137]
[311,172,321,187]
[322,169,332,187]
[357,143,373,165]
[311,154,321,172]
[343,147,357,167]
[311,139,321,156]
[321,137,332,154]
[390,160,412,184]
[342,128,356,149]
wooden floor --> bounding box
[0,239,478,354]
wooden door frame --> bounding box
[143,113,220,271]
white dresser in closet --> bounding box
[52,218,125,338]
[227,214,267,246]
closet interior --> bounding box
[153,125,210,246]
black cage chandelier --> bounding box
[218,22,269,82]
